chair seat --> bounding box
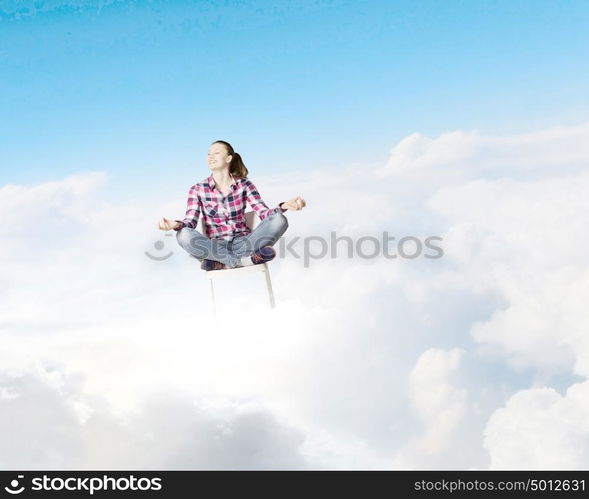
[205,262,268,279]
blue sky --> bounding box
[1,0,588,199]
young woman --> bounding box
[157,140,306,270]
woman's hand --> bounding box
[157,217,182,231]
[281,196,307,211]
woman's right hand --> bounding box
[157,217,181,231]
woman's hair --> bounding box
[212,140,249,178]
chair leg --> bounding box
[209,278,217,315]
[263,265,276,309]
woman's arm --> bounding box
[174,184,201,231]
[280,196,306,211]
[244,180,285,220]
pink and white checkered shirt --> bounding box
[175,174,286,240]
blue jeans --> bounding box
[175,212,289,268]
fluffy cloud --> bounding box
[484,382,589,470]
[392,349,473,469]
[380,123,589,176]
[0,365,307,470]
[409,349,467,454]
[430,172,589,377]
[2,121,589,469]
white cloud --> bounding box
[391,348,491,470]
[484,382,589,470]
[2,121,589,469]
[380,122,589,176]
[0,364,308,470]
[408,348,468,455]
[430,172,589,376]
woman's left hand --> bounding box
[282,196,306,211]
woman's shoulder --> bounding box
[185,178,210,200]
[188,176,214,191]
[197,175,213,187]
[237,176,253,187]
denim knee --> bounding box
[176,227,192,247]
[268,211,289,230]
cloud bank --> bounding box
[1,122,588,469]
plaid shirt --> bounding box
[175,174,286,240]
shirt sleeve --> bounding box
[244,180,284,220]
[175,184,201,230]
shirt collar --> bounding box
[207,173,238,192]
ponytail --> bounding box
[229,152,249,179]
[212,140,249,178]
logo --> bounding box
[4,475,25,495]
[145,233,174,261]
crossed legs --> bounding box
[176,212,289,268]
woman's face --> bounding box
[207,143,232,171]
